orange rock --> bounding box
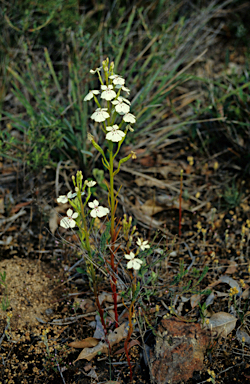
[150,318,210,384]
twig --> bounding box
[184,242,196,271]
[49,302,130,325]
[0,322,10,347]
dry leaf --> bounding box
[139,199,165,216]
[114,339,140,355]
[0,197,4,214]
[219,276,242,295]
[68,337,99,349]
[205,291,215,307]
[49,209,59,235]
[98,292,121,305]
[190,294,202,309]
[135,177,158,188]
[242,287,249,299]
[74,322,128,362]
[74,298,96,313]
[104,382,121,384]
[205,312,237,337]
[236,327,250,345]
[224,260,238,274]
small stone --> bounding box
[45,308,54,316]
[150,318,210,384]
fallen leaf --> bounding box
[82,368,98,379]
[49,209,59,235]
[242,287,249,299]
[75,298,96,313]
[69,337,99,349]
[74,322,128,362]
[114,339,140,355]
[205,312,237,337]
[190,294,202,309]
[219,275,242,295]
[139,199,164,216]
[98,292,121,305]
[93,315,106,339]
[205,291,215,307]
[0,197,4,214]
[225,260,238,274]
[104,382,120,384]
[11,200,32,214]
[236,327,250,345]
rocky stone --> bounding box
[150,318,210,384]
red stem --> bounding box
[110,243,119,327]
[124,301,134,382]
[94,285,111,354]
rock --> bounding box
[45,308,54,316]
[150,318,210,384]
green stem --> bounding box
[108,141,119,327]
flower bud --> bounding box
[87,132,94,142]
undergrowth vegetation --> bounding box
[1,0,249,171]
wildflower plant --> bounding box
[57,58,148,379]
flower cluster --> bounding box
[124,238,150,271]
[84,64,136,143]
[57,176,109,229]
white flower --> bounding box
[125,252,143,270]
[91,108,110,122]
[67,191,85,199]
[90,67,102,74]
[115,84,130,94]
[57,195,68,204]
[109,74,125,85]
[84,90,100,101]
[106,125,126,142]
[123,113,136,124]
[136,238,150,251]
[86,180,96,187]
[101,85,116,101]
[60,209,78,229]
[67,191,76,199]
[88,199,109,218]
[112,96,130,115]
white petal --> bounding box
[133,261,142,270]
[115,104,130,115]
[67,209,73,217]
[101,90,116,101]
[127,260,134,269]
[125,252,135,260]
[67,191,76,199]
[90,209,97,218]
[123,113,136,123]
[96,207,109,218]
[60,217,76,229]
[57,195,68,204]
[86,180,96,187]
